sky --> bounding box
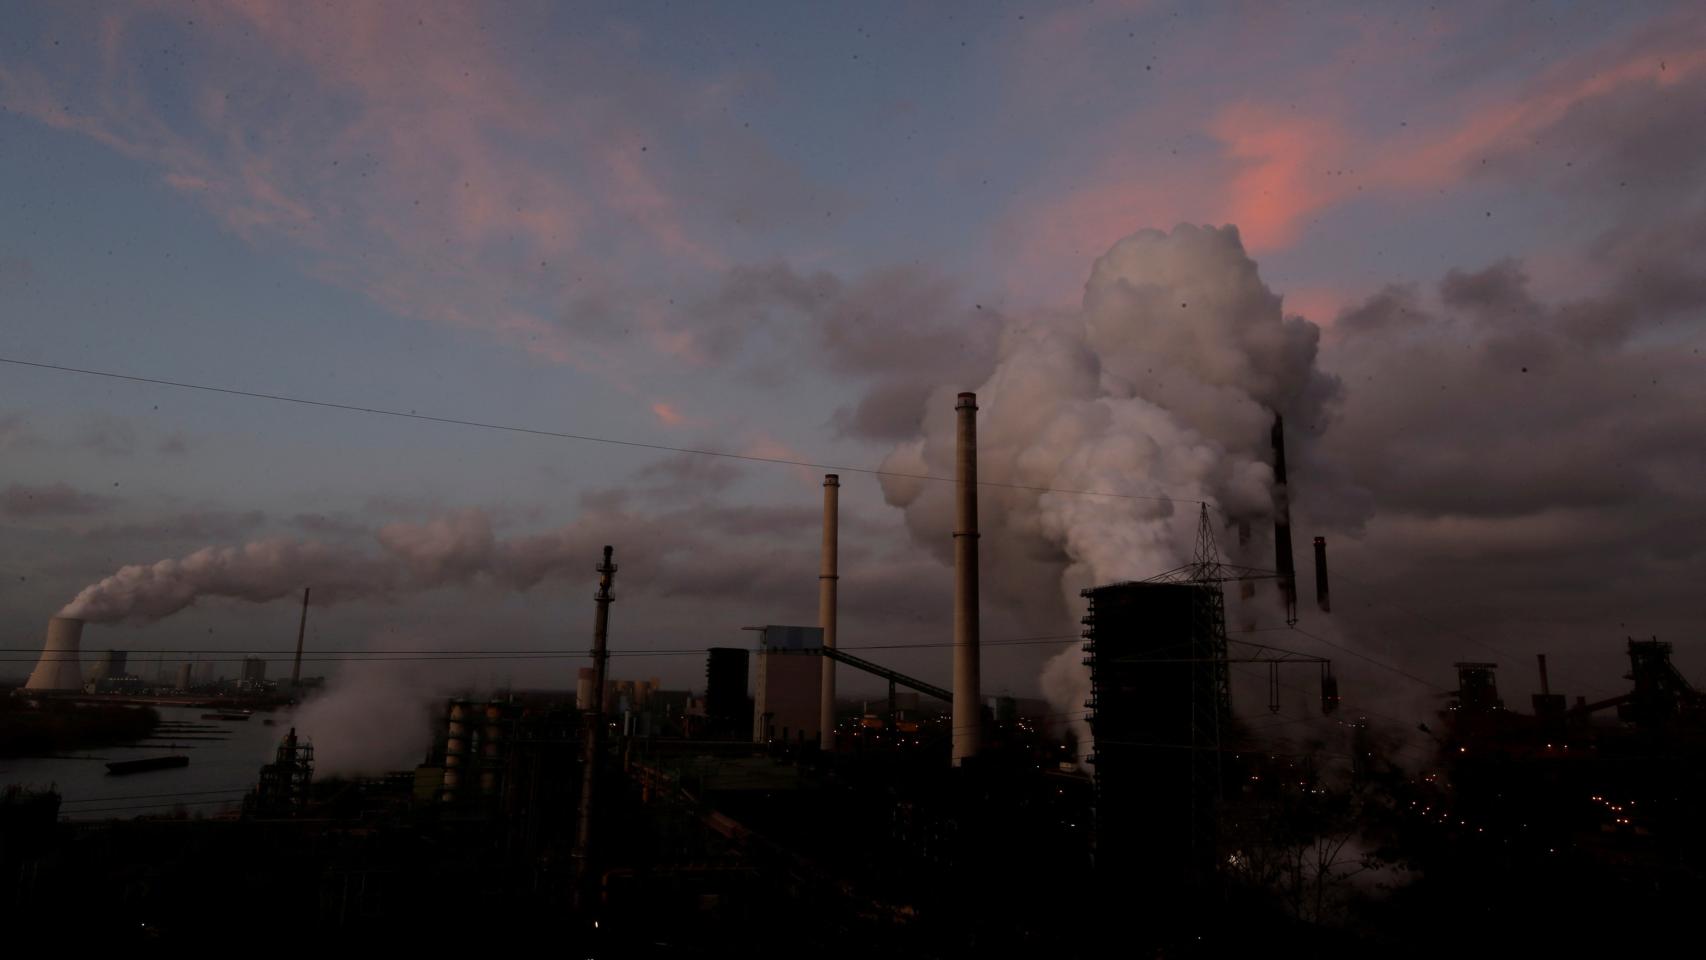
[2,1,1703,723]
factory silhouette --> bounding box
[6,390,1705,954]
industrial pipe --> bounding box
[953,392,982,766]
[573,545,618,915]
[819,474,839,752]
[1313,537,1330,613]
[1271,413,1298,625]
[290,586,310,686]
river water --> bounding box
[0,706,296,820]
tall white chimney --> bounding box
[818,474,839,751]
[26,617,86,691]
[952,393,982,766]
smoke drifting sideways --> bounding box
[57,511,582,623]
[880,224,1337,759]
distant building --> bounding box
[87,649,128,688]
[705,647,750,738]
[752,625,822,745]
[1451,662,1503,713]
[241,656,268,684]
[174,662,194,691]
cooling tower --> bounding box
[25,617,86,691]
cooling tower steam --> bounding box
[880,224,1336,758]
[58,510,583,623]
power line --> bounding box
[1277,622,1447,693]
[1329,567,1614,698]
[0,355,1205,508]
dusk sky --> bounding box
[3,1,1702,715]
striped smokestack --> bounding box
[818,474,839,751]
[953,392,982,766]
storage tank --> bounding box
[576,668,595,711]
[443,699,472,802]
[25,617,85,691]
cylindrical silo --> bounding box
[576,667,595,711]
[443,699,471,802]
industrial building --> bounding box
[87,649,126,688]
[241,655,268,685]
[247,727,314,817]
[752,625,823,745]
[1082,580,1230,888]
[705,646,750,739]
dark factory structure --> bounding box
[703,646,751,739]
[1082,579,1231,891]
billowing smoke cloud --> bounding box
[292,657,456,776]
[881,224,1336,756]
[58,511,583,622]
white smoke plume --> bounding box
[881,224,1335,758]
[291,657,457,776]
[59,510,582,622]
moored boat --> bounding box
[105,755,190,775]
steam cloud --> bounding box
[880,224,1335,757]
[58,511,582,622]
[292,657,456,776]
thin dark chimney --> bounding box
[1271,413,1297,625]
[1313,537,1330,613]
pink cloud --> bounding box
[650,401,687,427]
[1205,105,1353,252]
[1001,11,1706,303]
[1,3,735,372]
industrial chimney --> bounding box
[1270,413,1298,625]
[290,586,310,686]
[25,617,85,691]
[818,474,839,752]
[1313,536,1330,613]
[953,392,982,766]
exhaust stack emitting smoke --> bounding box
[880,224,1336,761]
[57,510,584,623]
[52,224,1334,770]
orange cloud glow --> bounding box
[650,402,687,427]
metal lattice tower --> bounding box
[1184,506,1230,871]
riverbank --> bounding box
[0,698,160,758]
